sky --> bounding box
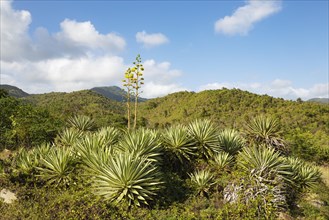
[1,0,328,100]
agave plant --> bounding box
[96,126,121,147]
[55,128,82,147]
[245,115,286,152]
[74,134,112,173]
[238,145,291,181]
[15,144,52,174]
[285,157,321,190]
[67,115,95,132]
[92,153,163,207]
[15,148,39,174]
[37,147,76,187]
[117,128,162,163]
[189,169,216,197]
[218,129,245,156]
[187,119,218,160]
[161,125,196,163]
[212,152,234,171]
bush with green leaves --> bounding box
[91,153,163,207]
[187,119,218,160]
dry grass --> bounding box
[318,165,329,187]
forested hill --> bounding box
[139,88,329,162]
[0,84,30,98]
[23,90,126,127]
[91,86,147,102]
[140,88,328,130]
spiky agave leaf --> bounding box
[285,157,321,190]
[74,134,113,173]
[238,145,291,181]
[55,128,82,147]
[15,148,39,174]
[217,129,245,156]
[67,115,95,132]
[189,169,215,197]
[161,125,196,163]
[245,115,286,152]
[212,152,234,170]
[96,126,121,147]
[92,153,163,207]
[117,128,162,163]
[37,147,76,187]
[187,119,218,160]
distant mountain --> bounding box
[307,98,329,104]
[91,86,147,102]
[0,84,30,98]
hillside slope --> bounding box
[91,86,147,102]
[24,90,126,127]
[0,84,30,98]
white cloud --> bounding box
[198,80,329,100]
[0,0,32,61]
[214,0,281,35]
[0,1,126,62]
[136,31,169,48]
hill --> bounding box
[91,86,147,102]
[308,98,329,104]
[24,90,126,127]
[0,84,30,98]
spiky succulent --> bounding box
[189,169,216,197]
[117,128,162,163]
[55,128,82,147]
[218,129,245,156]
[212,152,234,170]
[92,153,163,207]
[67,115,95,132]
[245,115,286,152]
[188,119,218,160]
[161,125,196,163]
[37,147,76,187]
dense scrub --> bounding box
[1,115,328,219]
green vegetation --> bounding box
[0,85,328,219]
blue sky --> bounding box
[1,0,328,100]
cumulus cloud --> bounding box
[0,1,125,62]
[0,1,182,98]
[198,80,329,100]
[214,0,281,35]
[136,31,169,48]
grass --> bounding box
[319,165,329,187]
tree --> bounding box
[122,55,144,130]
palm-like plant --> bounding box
[74,134,112,173]
[55,128,82,147]
[161,125,196,163]
[238,145,290,181]
[218,129,245,156]
[96,126,121,147]
[245,115,286,152]
[212,152,234,171]
[117,128,162,163]
[188,119,218,160]
[37,147,76,187]
[15,148,39,174]
[67,115,95,132]
[92,153,163,207]
[285,157,321,190]
[189,169,215,197]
